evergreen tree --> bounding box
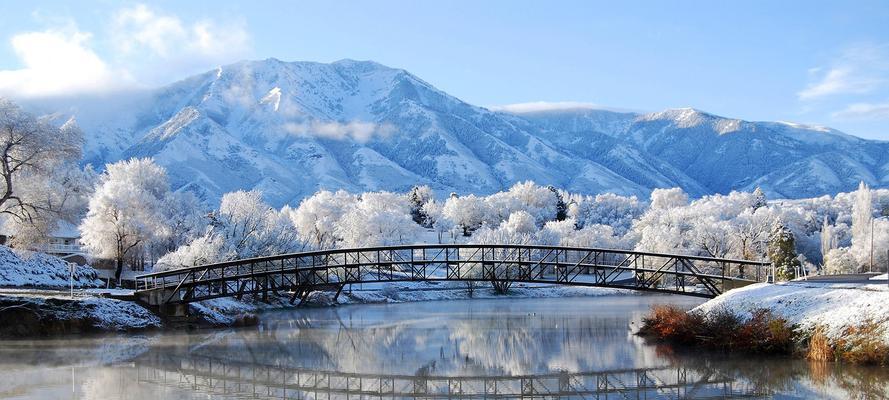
[752,187,767,211]
[768,220,801,281]
[548,185,568,221]
[407,185,434,227]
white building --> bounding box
[0,220,89,265]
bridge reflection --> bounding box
[134,353,769,399]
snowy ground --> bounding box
[694,282,889,343]
[0,245,102,288]
[0,293,161,335]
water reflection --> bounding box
[0,295,887,399]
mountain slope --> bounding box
[516,107,889,199]
[44,59,889,205]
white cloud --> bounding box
[798,44,889,100]
[112,4,249,61]
[0,28,129,97]
[488,101,601,114]
[831,102,889,120]
[283,120,396,143]
[0,4,251,98]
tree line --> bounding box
[2,98,888,281]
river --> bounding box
[0,294,887,399]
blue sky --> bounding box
[1,1,888,139]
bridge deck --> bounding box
[135,244,769,306]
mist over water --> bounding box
[1,295,887,399]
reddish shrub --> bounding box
[639,305,796,354]
[835,321,889,366]
[639,305,703,345]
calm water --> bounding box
[0,295,887,399]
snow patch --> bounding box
[0,245,102,288]
[259,86,282,111]
[695,282,889,343]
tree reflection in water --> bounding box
[0,296,887,399]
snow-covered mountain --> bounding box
[43,58,889,205]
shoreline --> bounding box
[637,281,889,365]
[0,282,639,338]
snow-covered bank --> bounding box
[0,294,161,337]
[0,281,635,337]
[0,245,101,288]
[694,282,889,343]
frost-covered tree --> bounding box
[155,234,224,271]
[290,190,357,248]
[768,220,801,281]
[3,164,95,248]
[690,217,735,258]
[0,100,89,247]
[157,190,302,271]
[158,190,207,253]
[79,158,172,280]
[752,187,767,211]
[499,211,537,236]
[421,199,451,243]
[408,185,434,227]
[569,193,643,234]
[442,194,489,236]
[851,181,874,268]
[649,188,688,210]
[823,247,858,275]
[819,216,836,269]
[871,218,889,271]
[537,219,576,246]
[336,191,420,247]
[732,208,773,261]
[485,181,558,226]
[213,190,301,258]
[565,224,626,249]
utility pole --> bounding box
[69,262,75,300]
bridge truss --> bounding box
[135,244,769,306]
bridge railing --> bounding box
[135,244,769,304]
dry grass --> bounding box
[834,321,889,366]
[806,326,834,362]
[639,305,795,354]
[641,305,889,366]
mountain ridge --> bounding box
[21,58,889,205]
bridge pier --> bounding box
[156,303,188,317]
[136,287,189,317]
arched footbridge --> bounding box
[135,244,770,308]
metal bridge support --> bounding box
[134,244,771,307]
